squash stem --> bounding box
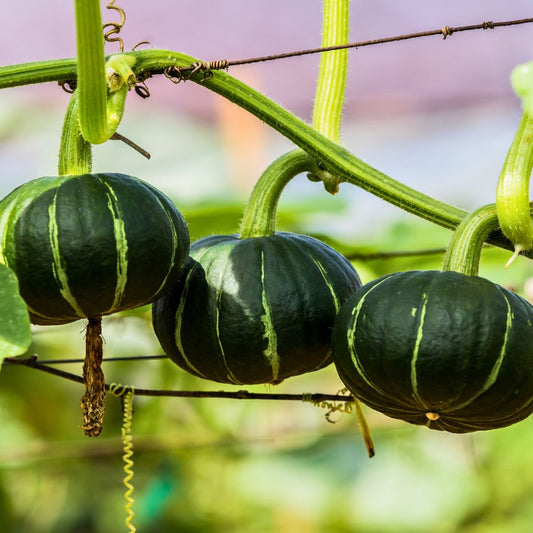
[241,0,350,237]
[442,204,501,275]
[81,317,106,437]
[495,111,533,257]
[58,91,92,176]
[239,150,318,238]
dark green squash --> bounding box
[152,232,361,385]
[0,172,189,325]
[332,270,533,433]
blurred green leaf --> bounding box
[0,264,31,365]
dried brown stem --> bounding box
[81,317,106,437]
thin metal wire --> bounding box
[2,356,356,403]
[169,16,533,79]
[37,355,168,365]
[226,17,533,67]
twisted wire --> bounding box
[164,59,229,83]
[110,383,136,533]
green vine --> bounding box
[308,0,350,194]
[442,204,501,276]
[0,50,466,229]
[239,150,318,238]
[312,0,350,143]
[58,91,92,176]
[496,112,533,265]
[74,0,136,144]
[6,49,532,259]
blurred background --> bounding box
[1,1,533,532]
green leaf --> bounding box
[0,264,31,364]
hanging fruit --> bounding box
[152,150,361,384]
[0,171,189,325]
[332,206,533,433]
[153,231,360,384]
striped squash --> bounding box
[152,232,361,385]
[0,173,189,325]
[332,270,533,433]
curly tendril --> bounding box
[110,384,136,533]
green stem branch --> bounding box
[0,50,513,250]
[496,112,533,255]
[239,150,318,238]
[312,0,350,142]
[74,0,107,144]
[58,91,92,176]
[442,204,501,275]
[74,0,135,144]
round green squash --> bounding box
[332,270,533,433]
[0,172,189,325]
[152,232,361,385]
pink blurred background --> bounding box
[2,0,532,115]
[1,1,533,236]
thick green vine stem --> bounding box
[58,91,92,176]
[312,0,349,143]
[0,50,476,234]
[74,0,135,144]
[496,112,533,264]
[442,204,500,275]
[309,0,350,194]
[239,150,318,238]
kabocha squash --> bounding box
[152,232,361,385]
[0,172,189,325]
[332,270,533,433]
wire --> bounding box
[3,356,355,403]
[170,16,533,78]
[36,354,168,365]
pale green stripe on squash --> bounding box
[211,247,241,384]
[346,277,390,396]
[151,196,179,297]
[215,286,241,385]
[410,292,429,409]
[308,253,341,369]
[447,290,513,413]
[260,250,280,381]
[102,181,128,312]
[0,196,19,267]
[309,255,341,313]
[48,192,85,318]
[174,252,210,380]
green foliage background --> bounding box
[1,191,533,532]
[1,3,533,530]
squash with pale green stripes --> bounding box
[152,233,361,385]
[0,173,189,325]
[332,270,533,433]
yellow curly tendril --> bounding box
[301,389,353,423]
[302,389,375,457]
[110,383,136,533]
